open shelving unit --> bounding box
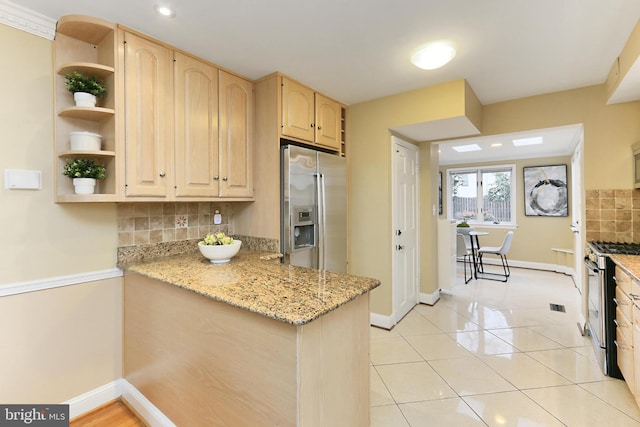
[54,15,120,202]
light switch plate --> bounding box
[4,169,41,190]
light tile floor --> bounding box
[370,266,640,426]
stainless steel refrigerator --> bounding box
[281,145,347,273]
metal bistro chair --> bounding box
[456,233,473,284]
[477,231,514,282]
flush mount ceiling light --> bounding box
[411,42,456,70]
[490,143,503,147]
[452,144,481,153]
[512,136,543,147]
[155,5,175,17]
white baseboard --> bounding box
[370,312,394,330]
[121,380,176,427]
[0,268,123,297]
[419,290,440,305]
[64,379,175,426]
[64,380,123,419]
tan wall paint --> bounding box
[0,24,119,284]
[0,277,123,403]
[348,80,474,315]
[481,85,640,190]
[439,156,573,265]
[0,25,122,402]
[350,82,640,316]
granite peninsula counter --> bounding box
[123,250,380,325]
[122,250,379,427]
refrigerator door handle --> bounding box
[317,172,327,270]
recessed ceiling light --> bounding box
[512,136,543,147]
[452,144,481,153]
[411,42,456,70]
[490,143,502,147]
[156,5,175,17]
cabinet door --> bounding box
[219,71,254,198]
[174,52,219,197]
[123,32,172,197]
[314,93,341,151]
[281,77,314,142]
[634,304,640,400]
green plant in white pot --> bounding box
[65,72,106,107]
[63,158,106,194]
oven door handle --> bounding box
[584,257,600,273]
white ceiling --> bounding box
[437,124,583,165]
[8,0,638,164]
[11,0,640,107]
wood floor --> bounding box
[70,399,146,426]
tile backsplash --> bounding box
[116,202,280,265]
[585,189,640,243]
[117,202,234,247]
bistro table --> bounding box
[468,231,489,279]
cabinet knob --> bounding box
[310,123,315,128]
[317,126,322,130]
[222,176,228,181]
[213,176,219,180]
[159,171,166,177]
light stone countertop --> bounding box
[123,250,380,326]
[610,254,640,281]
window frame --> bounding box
[446,164,517,227]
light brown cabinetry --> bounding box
[54,15,253,202]
[173,51,219,198]
[219,70,254,198]
[615,265,640,400]
[123,31,173,198]
[281,76,344,152]
[53,15,119,202]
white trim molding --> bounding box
[370,312,394,330]
[121,380,176,427]
[63,379,176,427]
[0,0,56,40]
[419,290,440,305]
[64,380,123,420]
[0,268,123,297]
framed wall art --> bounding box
[523,164,568,217]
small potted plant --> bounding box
[198,232,242,264]
[64,72,106,107]
[62,158,107,194]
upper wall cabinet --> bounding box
[53,15,119,202]
[53,15,254,202]
[281,77,344,154]
[123,31,173,198]
[219,70,254,198]
[174,51,219,198]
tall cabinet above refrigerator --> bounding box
[281,145,347,273]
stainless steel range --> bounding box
[584,241,640,379]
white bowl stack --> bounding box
[70,131,102,151]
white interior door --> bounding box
[571,132,586,323]
[392,136,419,323]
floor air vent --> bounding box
[549,303,566,313]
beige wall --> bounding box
[482,85,640,190]
[350,82,640,317]
[348,80,477,315]
[439,155,574,264]
[0,278,123,403]
[0,24,122,403]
